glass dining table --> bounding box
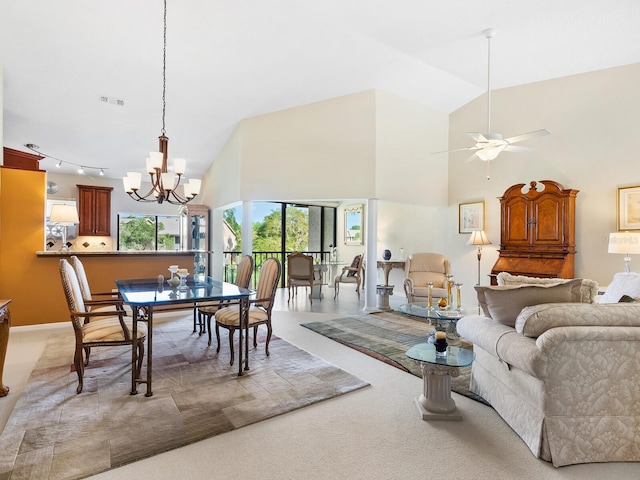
[115,276,254,397]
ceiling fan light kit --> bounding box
[437,28,550,177]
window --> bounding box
[117,214,182,251]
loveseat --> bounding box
[457,277,640,467]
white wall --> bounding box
[237,90,377,202]
[375,91,449,206]
[447,62,640,295]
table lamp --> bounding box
[608,231,640,272]
[50,204,80,251]
[467,230,491,285]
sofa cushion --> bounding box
[599,272,640,303]
[475,279,583,327]
[515,302,640,337]
[496,272,598,303]
[457,315,546,378]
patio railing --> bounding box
[223,251,332,289]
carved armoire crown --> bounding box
[490,180,579,285]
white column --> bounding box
[363,198,378,312]
[211,207,224,279]
[242,200,253,256]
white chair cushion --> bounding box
[82,317,147,342]
[215,305,268,327]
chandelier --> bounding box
[122,0,201,205]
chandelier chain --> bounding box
[161,0,167,136]
[122,0,200,205]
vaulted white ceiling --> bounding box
[2,0,640,181]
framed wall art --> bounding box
[459,201,485,234]
[618,185,640,231]
[344,204,364,245]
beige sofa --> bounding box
[457,277,640,467]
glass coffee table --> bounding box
[397,302,469,345]
[406,343,475,421]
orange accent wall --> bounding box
[0,167,47,326]
[0,167,196,327]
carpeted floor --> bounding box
[300,310,489,406]
[0,315,369,480]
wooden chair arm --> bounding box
[84,299,124,306]
[71,309,125,318]
[90,291,123,298]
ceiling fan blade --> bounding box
[432,145,479,155]
[503,145,534,153]
[504,129,550,144]
[467,132,488,142]
[464,152,480,163]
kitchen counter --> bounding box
[36,250,198,257]
[34,251,200,326]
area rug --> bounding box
[300,310,489,406]
[0,315,369,480]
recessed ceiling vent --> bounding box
[99,96,125,106]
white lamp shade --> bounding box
[126,171,142,190]
[188,179,201,196]
[608,232,640,254]
[467,230,492,246]
[122,176,133,193]
[173,158,186,175]
[49,204,79,225]
[183,182,195,198]
[149,152,163,170]
[161,172,176,191]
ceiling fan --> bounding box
[438,28,550,175]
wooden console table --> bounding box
[0,299,11,396]
[377,260,406,286]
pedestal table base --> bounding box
[415,362,462,421]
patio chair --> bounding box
[287,252,322,304]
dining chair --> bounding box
[334,253,364,299]
[287,252,322,304]
[59,258,146,394]
[196,254,254,334]
[70,255,129,315]
[208,257,281,366]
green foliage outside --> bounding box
[225,206,310,254]
[252,208,308,252]
[224,209,242,252]
[119,216,175,251]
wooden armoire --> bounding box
[490,180,579,284]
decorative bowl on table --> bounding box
[177,269,189,289]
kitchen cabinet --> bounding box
[77,185,113,236]
[490,180,578,284]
